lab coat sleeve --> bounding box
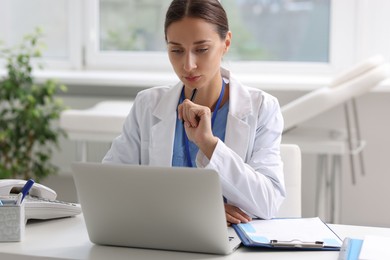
[196,96,285,219]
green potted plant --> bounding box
[0,28,67,181]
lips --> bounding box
[184,75,201,82]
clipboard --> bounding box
[232,217,342,250]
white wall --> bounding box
[274,90,390,228]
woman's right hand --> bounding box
[178,99,218,159]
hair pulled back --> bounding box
[164,0,229,41]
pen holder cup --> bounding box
[0,203,25,242]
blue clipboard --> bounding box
[232,217,342,251]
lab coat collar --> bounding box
[222,67,253,160]
[149,82,183,166]
[221,67,252,119]
[153,82,183,121]
[149,67,254,164]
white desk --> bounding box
[1,215,390,260]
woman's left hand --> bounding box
[225,204,252,226]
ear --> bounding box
[223,31,232,54]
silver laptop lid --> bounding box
[72,162,238,255]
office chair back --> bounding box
[277,144,302,218]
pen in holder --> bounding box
[0,200,26,242]
[0,179,34,242]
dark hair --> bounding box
[164,0,229,41]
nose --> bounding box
[183,52,197,72]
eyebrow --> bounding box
[167,40,212,46]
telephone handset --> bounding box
[0,179,81,220]
[0,179,57,200]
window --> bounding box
[99,0,169,52]
[0,0,81,70]
[88,0,338,74]
[2,0,389,83]
[98,0,331,62]
[85,0,171,71]
[223,0,330,62]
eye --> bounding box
[196,48,208,53]
[170,48,184,54]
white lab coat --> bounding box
[103,68,285,219]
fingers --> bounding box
[226,211,250,224]
[225,204,252,226]
[186,107,200,128]
[178,100,209,127]
[178,100,195,126]
[178,100,215,150]
[226,213,243,225]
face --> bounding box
[166,17,231,91]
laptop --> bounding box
[72,162,241,255]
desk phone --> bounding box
[0,179,82,220]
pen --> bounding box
[182,88,198,125]
[190,88,198,102]
[16,179,35,205]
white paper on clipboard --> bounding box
[237,217,342,248]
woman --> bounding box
[103,0,285,224]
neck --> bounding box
[188,78,228,111]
